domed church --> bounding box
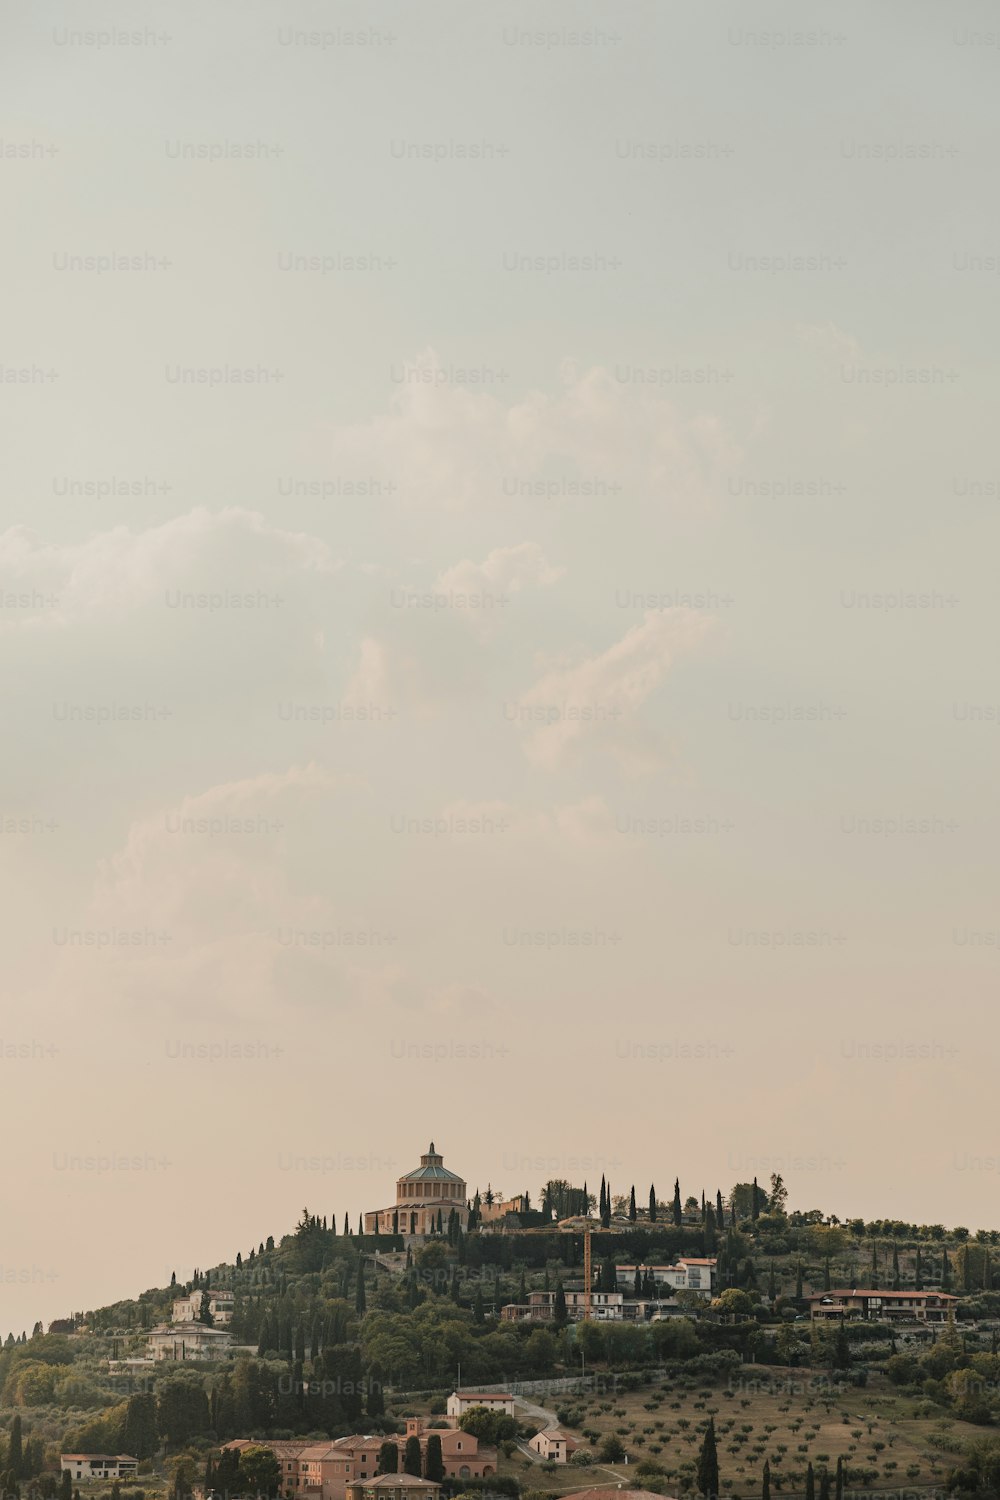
[364,1142,469,1237]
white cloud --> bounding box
[328,351,736,510]
[512,609,713,771]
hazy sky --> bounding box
[3,0,999,1334]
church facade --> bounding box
[363,1142,469,1236]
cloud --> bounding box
[327,351,736,509]
[511,609,713,771]
[0,507,339,629]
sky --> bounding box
[2,0,999,1335]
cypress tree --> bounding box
[716,1188,724,1225]
[425,1436,445,1484]
[355,1261,367,1315]
[795,1262,804,1300]
[824,1256,831,1292]
[696,1417,719,1499]
[629,1185,637,1223]
[9,1416,22,1478]
[835,1457,844,1500]
[554,1279,567,1328]
[673,1178,682,1226]
[892,1244,901,1290]
[768,1264,777,1302]
[751,1176,760,1220]
[343,1212,349,1236]
[942,1249,952,1290]
[806,1463,815,1500]
[762,1460,771,1500]
[870,1238,879,1289]
[914,1245,923,1290]
[403,1437,422,1477]
[378,1442,398,1476]
[819,1470,831,1500]
[599,1175,607,1217]
[473,1287,485,1324]
[649,1184,657,1221]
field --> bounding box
[479,1367,981,1497]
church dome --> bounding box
[399,1141,465,1183]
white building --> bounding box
[618,1258,717,1297]
[61,1456,138,1482]
[446,1391,515,1418]
[147,1320,232,1361]
[171,1288,235,1326]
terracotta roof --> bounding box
[351,1478,439,1490]
[560,1490,677,1500]
[808,1289,958,1301]
[454,1390,513,1399]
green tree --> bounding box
[697,1417,719,1498]
[8,1417,23,1478]
[355,1262,367,1316]
[628,1186,637,1223]
[834,1456,844,1500]
[403,1437,422,1477]
[762,1459,771,1500]
[806,1462,815,1500]
[649,1185,657,1221]
[378,1443,398,1476]
[553,1281,568,1329]
[425,1436,445,1484]
[672,1179,682,1226]
[237,1446,281,1499]
[121,1392,159,1461]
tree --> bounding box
[834,1456,844,1500]
[769,1173,788,1215]
[237,1446,281,1499]
[367,1364,385,1419]
[697,1417,720,1498]
[796,1262,804,1301]
[806,1462,815,1500]
[892,1244,901,1291]
[553,1280,568,1329]
[751,1176,761,1220]
[762,1460,771,1500]
[425,1436,445,1484]
[355,1262,367,1315]
[8,1417,23,1478]
[673,1178,682,1226]
[378,1443,398,1476]
[628,1185,637,1223]
[598,1435,625,1464]
[942,1248,953,1290]
[649,1184,657,1221]
[403,1437,422,1477]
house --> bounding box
[398,1418,496,1480]
[147,1320,233,1360]
[172,1288,235,1326]
[807,1289,958,1323]
[228,1425,494,1500]
[501,1288,679,1324]
[446,1390,515,1418]
[528,1429,577,1463]
[617,1258,718,1297]
[61,1456,138,1482]
[346,1479,442,1500]
[560,1491,670,1500]
[365,1143,469,1238]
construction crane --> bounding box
[583,1222,592,1320]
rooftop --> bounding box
[401,1143,464,1184]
